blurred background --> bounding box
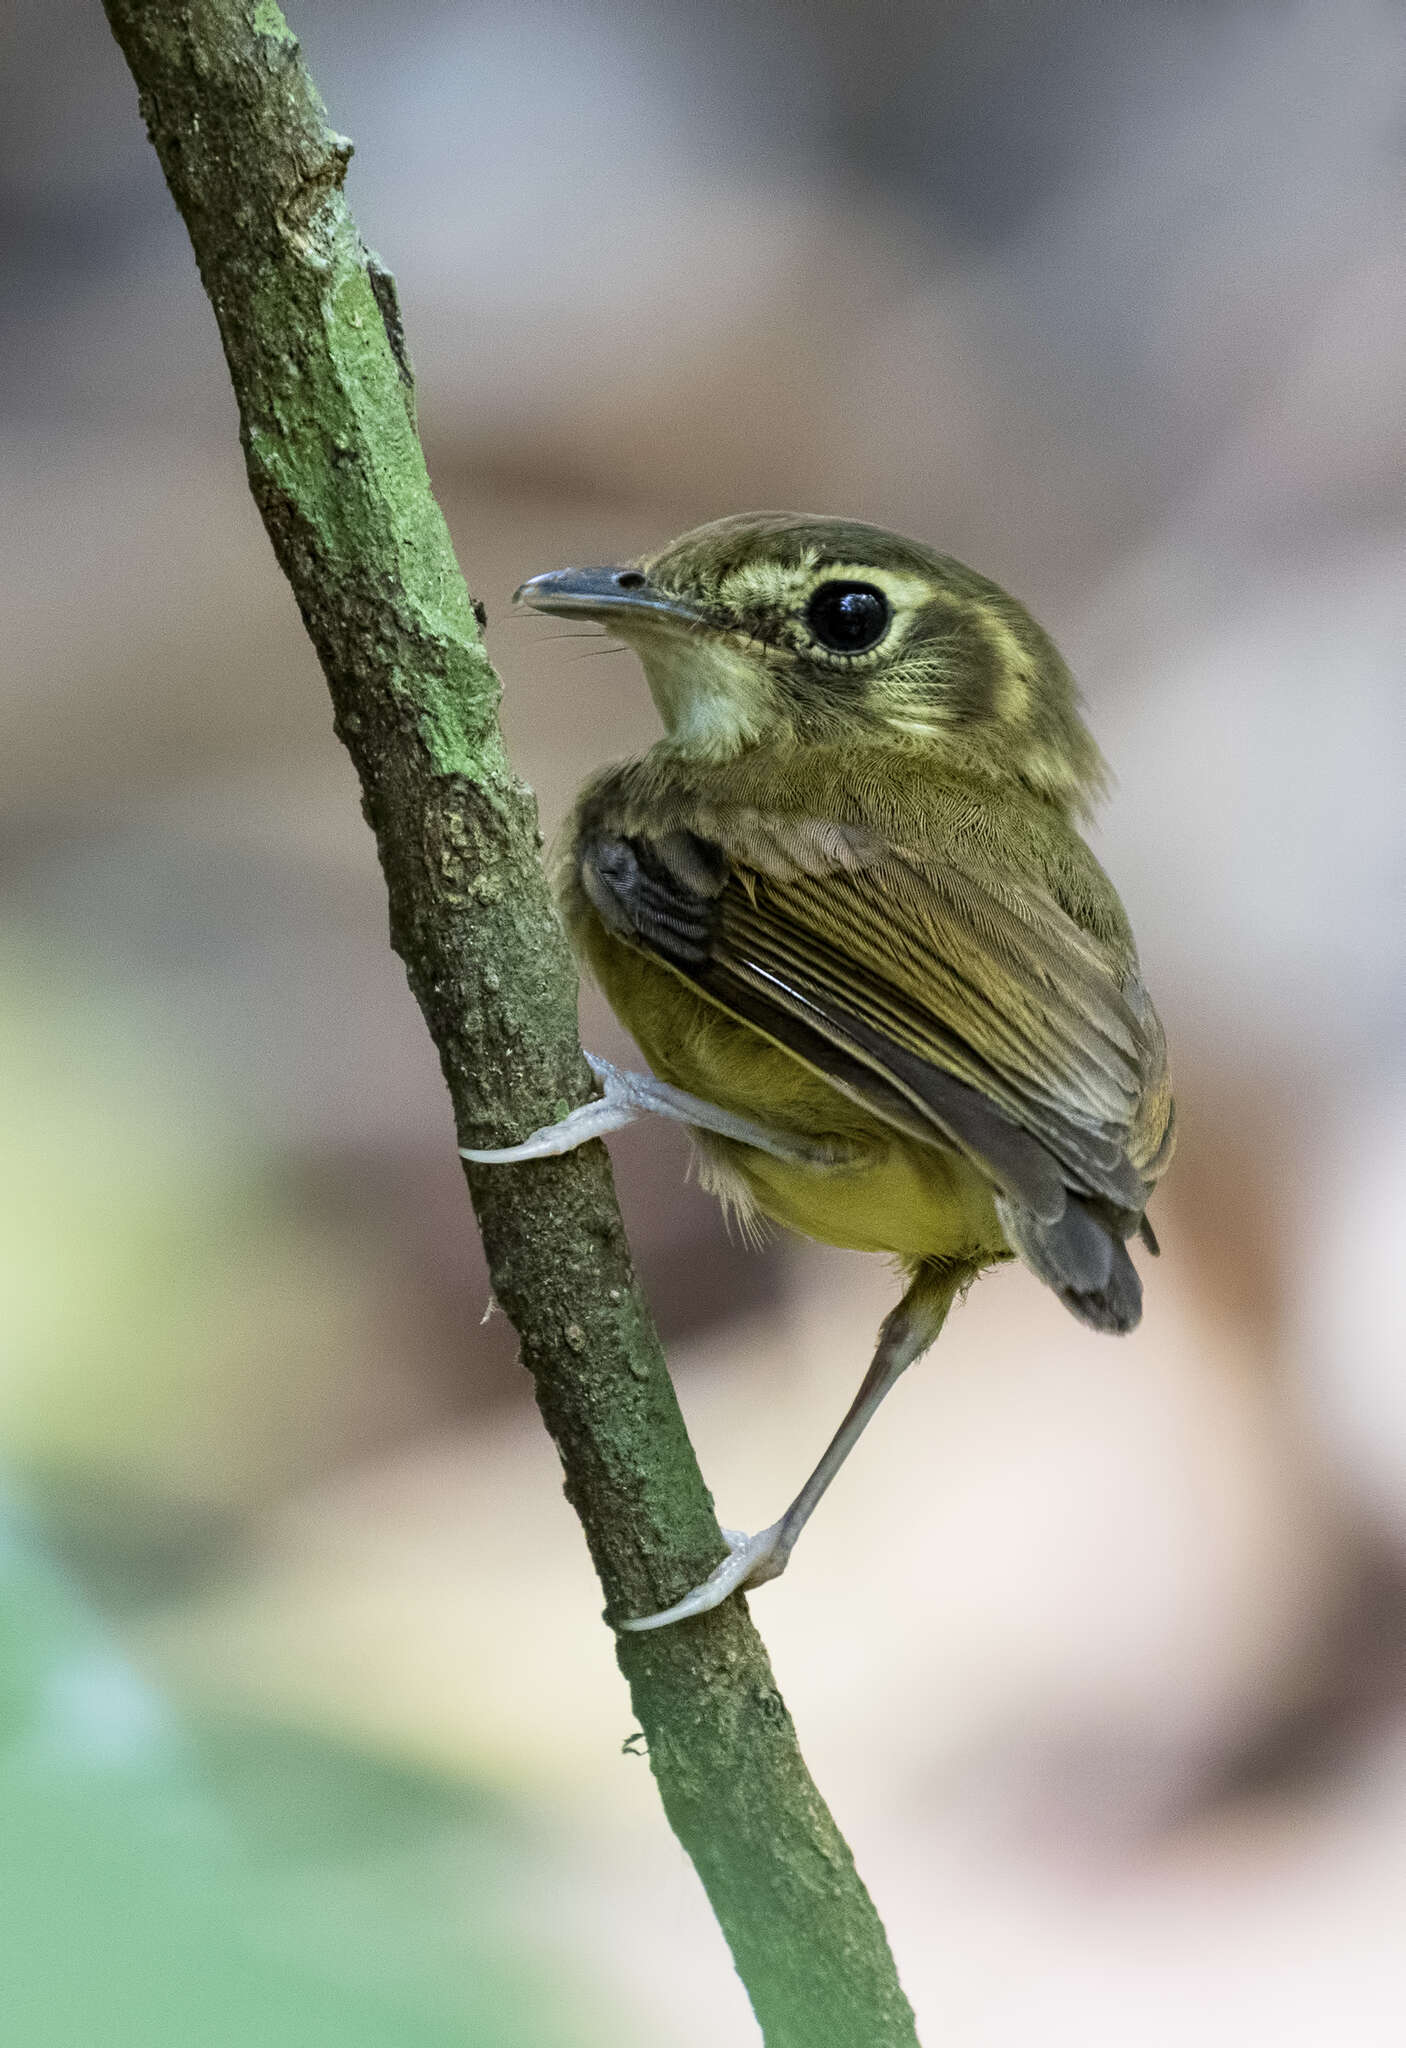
[2,0,1404,2040]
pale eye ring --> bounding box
[805,580,891,655]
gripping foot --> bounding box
[461,1054,837,1167]
[618,1522,789,1632]
[615,1264,970,1632]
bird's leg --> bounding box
[460,1053,835,1167]
[619,1263,967,1632]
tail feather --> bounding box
[996,1193,1144,1334]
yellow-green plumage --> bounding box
[528,514,1173,1334]
[492,511,1176,1625]
[562,758,1072,1265]
[580,890,1006,1262]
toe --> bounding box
[618,1525,783,1631]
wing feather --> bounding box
[713,859,1157,1210]
[574,797,1172,1297]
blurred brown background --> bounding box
[3,1,1404,2041]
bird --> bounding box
[464,512,1175,1631]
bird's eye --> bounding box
[805,581,891,654]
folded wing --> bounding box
[579,811,1172,1331]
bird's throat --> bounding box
[630,626,773,761]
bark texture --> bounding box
[99,5,921,2041]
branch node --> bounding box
[367,251,416,393]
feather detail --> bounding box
[569,755,1173,1325]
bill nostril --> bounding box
[615,570,646,591]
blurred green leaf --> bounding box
[0,1501,619,2047]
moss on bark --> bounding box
[100,5,921,2040]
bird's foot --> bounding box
[618,1521,789,1632]
[459,1056,640,1163]
[461,1054,836,1167]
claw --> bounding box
[618,1521,786,1631]
[460,1092,637,1163]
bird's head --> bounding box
[514,512,1106,813]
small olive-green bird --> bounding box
[464,513,1174,1630]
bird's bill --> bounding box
[512,565,702,630]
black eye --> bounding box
[805,580,891,654]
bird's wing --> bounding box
[578,808,1173,1330]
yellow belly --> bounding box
[585,925,1008,1267]
[709,1129,1003,1260]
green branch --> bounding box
[99,4,920,2041]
